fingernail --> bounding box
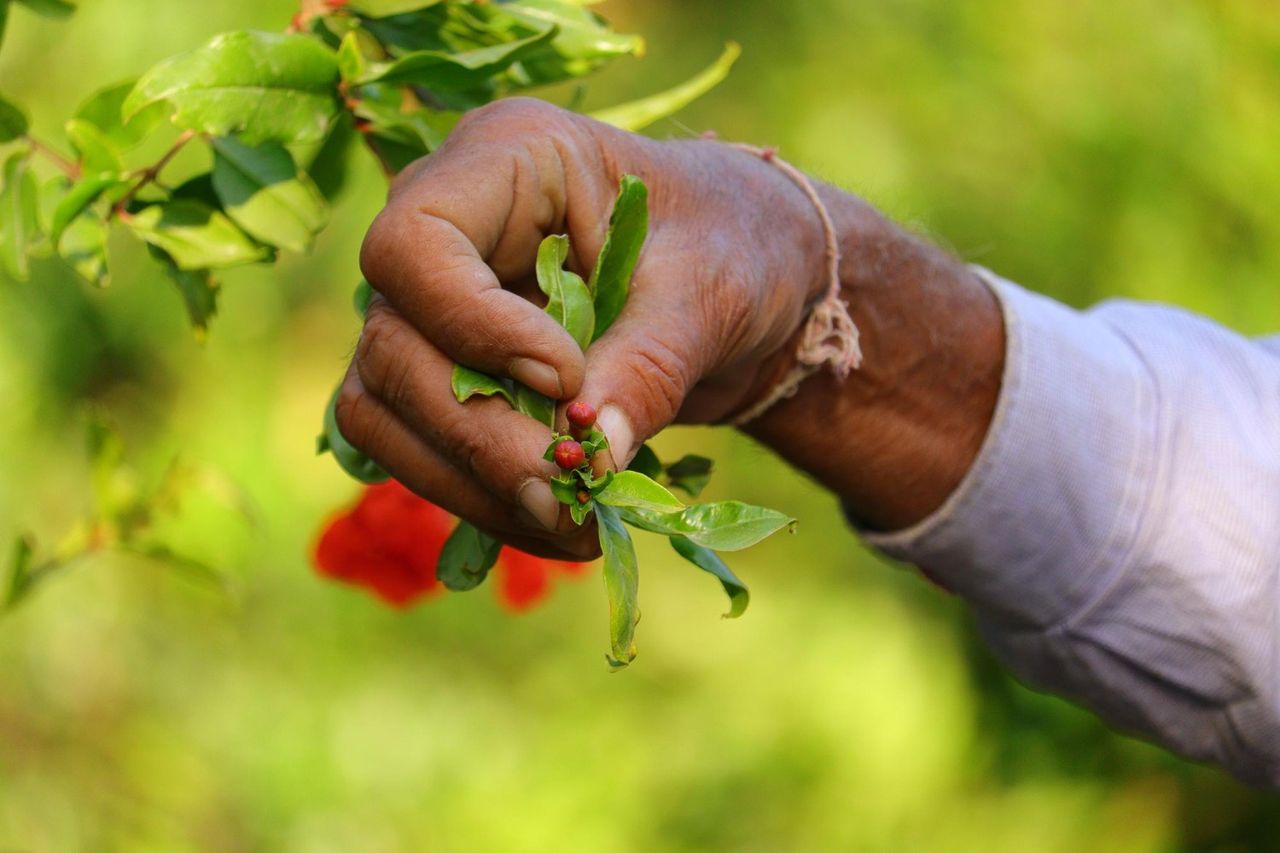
[510,358,563,398]
[596,405,635,469]
[517,478,561,532]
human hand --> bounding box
[337,98,837,558]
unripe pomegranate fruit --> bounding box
[566,401,597,430]
[554,440,586,470]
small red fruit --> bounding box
[554,440,586,470]
[576,490,591,505]
[566,401,597,430]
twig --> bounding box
[24,135,78,178]
[113,130,197,216]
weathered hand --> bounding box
[338,98,834,557]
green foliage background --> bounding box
[2,0,1279,849]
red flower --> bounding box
[313,480,591,610]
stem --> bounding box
[113,130,197,216]
[25,135,78,178]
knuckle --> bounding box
[334,382,380,453]
[359,207,403,287]
[622,336,691,423]
[356,309,415,410]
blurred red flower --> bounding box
[313,480,589,610]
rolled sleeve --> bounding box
[859,269,1280,786]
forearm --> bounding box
[741,185,1006,531]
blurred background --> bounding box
[2,0,1279,849]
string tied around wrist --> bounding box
[708,135,862,425]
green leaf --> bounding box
[549,475,579,506]
[436,521,502,591]
[150,251,219,335]
[357,26,557,91]
[500,1,643,64]
[0,151,39,281]
[64,118,124,174]
[126,199,270,271]
[3,534,34,610]
[588,174,647,338]
[617,501,793,552]
[570,496,593,525]
[591,41,741,132]
[595,503,639,669]
[336,31,366,84]
[13,0,73,18]
[0,3,8,54]
[211,137,329,254]
[451,364,515,406]
[627,443,663,480]
[59,210,109,287]
[353,278,374,317]
[50,173,124,244]
[670,535,748,619]
[536,233,594,350]
[347,0,443,15]
[594,470,684,514]
[665,454,713,498]
[513,382,555,427]
[74,80,168,150]
[320,384,390,483]
[0,93,28,142]
[123,31,341,146]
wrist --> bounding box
[740,184,1006,531]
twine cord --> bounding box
[713,138,862,425]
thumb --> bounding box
[570,297,708,472]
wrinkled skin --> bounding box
[338,98,1004,560]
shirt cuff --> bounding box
[857,269,1158,631]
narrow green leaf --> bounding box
[74,80,167,150]
[436,521,502,591]
[0,93,28,142]
[588,174,647,339]
[353,278,374,317]
[536,233,594,350]
[150,251,219,335]
[0,3,8,54]
[13,0,74,18]
[616,501,793,552]
[4,534,34,610]
[591,41,741,132]
[669,535,749,619]
[451,364,515,406]
[596,503,639,669]
[627,443,663,480]
[50,174,124,244]
[211,137,329,254]
[126,199,270,270]
[124,31,340,146]
[665,454,713,498]
[59,210,109,287]
[0,151,39,281]
[321,384,390,483]
[594,470,684,514]
[514,382,555,427]
[357,27,557,91]
[336,31,366,84]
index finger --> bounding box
[359,118,583,399]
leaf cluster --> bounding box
[1,1,738,335]
[444,175,793,669]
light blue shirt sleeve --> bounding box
[861,269,1280,786]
